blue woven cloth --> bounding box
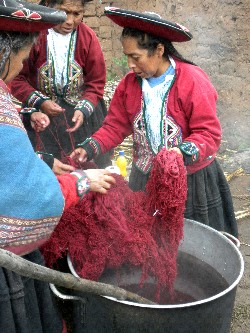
[0,80,64,251]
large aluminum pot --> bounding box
[53,219,244,333]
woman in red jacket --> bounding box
[71,8,238,237]
[11,0,112,169]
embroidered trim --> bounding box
[179,141,199,162]
[0,86,25,131]
[163,115,182,148]
[27,91,50,109]
[132,74,183,174]
[11,8,42,22]
[36,151,54,159]
[19,107,38,115]
[142,74,176,153]
[0,114,25,130]
[77,138,101,159]
[132,112,154,174]
[39,30,84,106]
[76,99,94,118]
[0,215,59,247]
[71,171,90,197]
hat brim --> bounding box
[0,0,66,32]
[105,7,192,42]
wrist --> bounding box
[36,151,54,169]
[178,141,199,165]
[70,170,91,197]
[27,91,50,111]
[77,138,101,161]
[76,99,94,119]
[20,107,38,115]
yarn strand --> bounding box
[41,149,187,302]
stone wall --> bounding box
[85,0,249,152]
[28,0,250,151]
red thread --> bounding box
[41,149,187,301]
[35,112,76,162]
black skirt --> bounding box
[0,250,64,333]
[129,159,238,237]
[27,98,112,168]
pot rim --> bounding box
[68,220,244,309]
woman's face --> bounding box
[1,44,32,84]
[122,36,167,79]
[53,0,84,35]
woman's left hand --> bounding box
[52,158,75,175]
[168,147,183,156]
[84,169,116,194]
[67,110,84,133]
[30,111,50,132]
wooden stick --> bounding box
[0,248,156,305]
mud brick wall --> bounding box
[28,0,250,151]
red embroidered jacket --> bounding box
[82,59,222,174]
[10,23,106,119]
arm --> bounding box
[37,152,76,175]
[58,169,116,210]
[10,33,50,108]
[171,65,221,165]
[11,33,64,117]
[70,76,135,163]
[73,24,107,120]
[12,61,63,116]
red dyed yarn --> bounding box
[41,149,187,301]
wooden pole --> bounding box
[0,248,156,305]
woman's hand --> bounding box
[52,158,75,175]
[168,147,183,156]
[66,110,84,133]
[85,169,116,194]
[30,111,50,132]
[70,147,88,165]
[40,100,65,117]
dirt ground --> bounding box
[227,173,250,332]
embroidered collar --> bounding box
[141,57,176,153]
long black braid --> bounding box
[0,33,12,78]
[121,27,196,66]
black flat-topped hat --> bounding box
[0,0,66,32]
[105,7,192,42]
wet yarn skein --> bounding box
[41,149,187,300]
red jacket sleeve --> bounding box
[75,23,106,107]
[92,75,138,152]
[57,174,79,210]
[57,171,90,210]
[170,63,221,164]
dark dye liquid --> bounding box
[100,252,229,305]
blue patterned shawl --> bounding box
[0,80,64,254]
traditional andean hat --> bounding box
[0,0,66,32]
[105,7,192,42]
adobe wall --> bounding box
[84,0,249,152]
[28,0,250,151]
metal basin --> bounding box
[58,219,244,333]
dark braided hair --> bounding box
[0,31,38,78]
[121,27,195,65]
